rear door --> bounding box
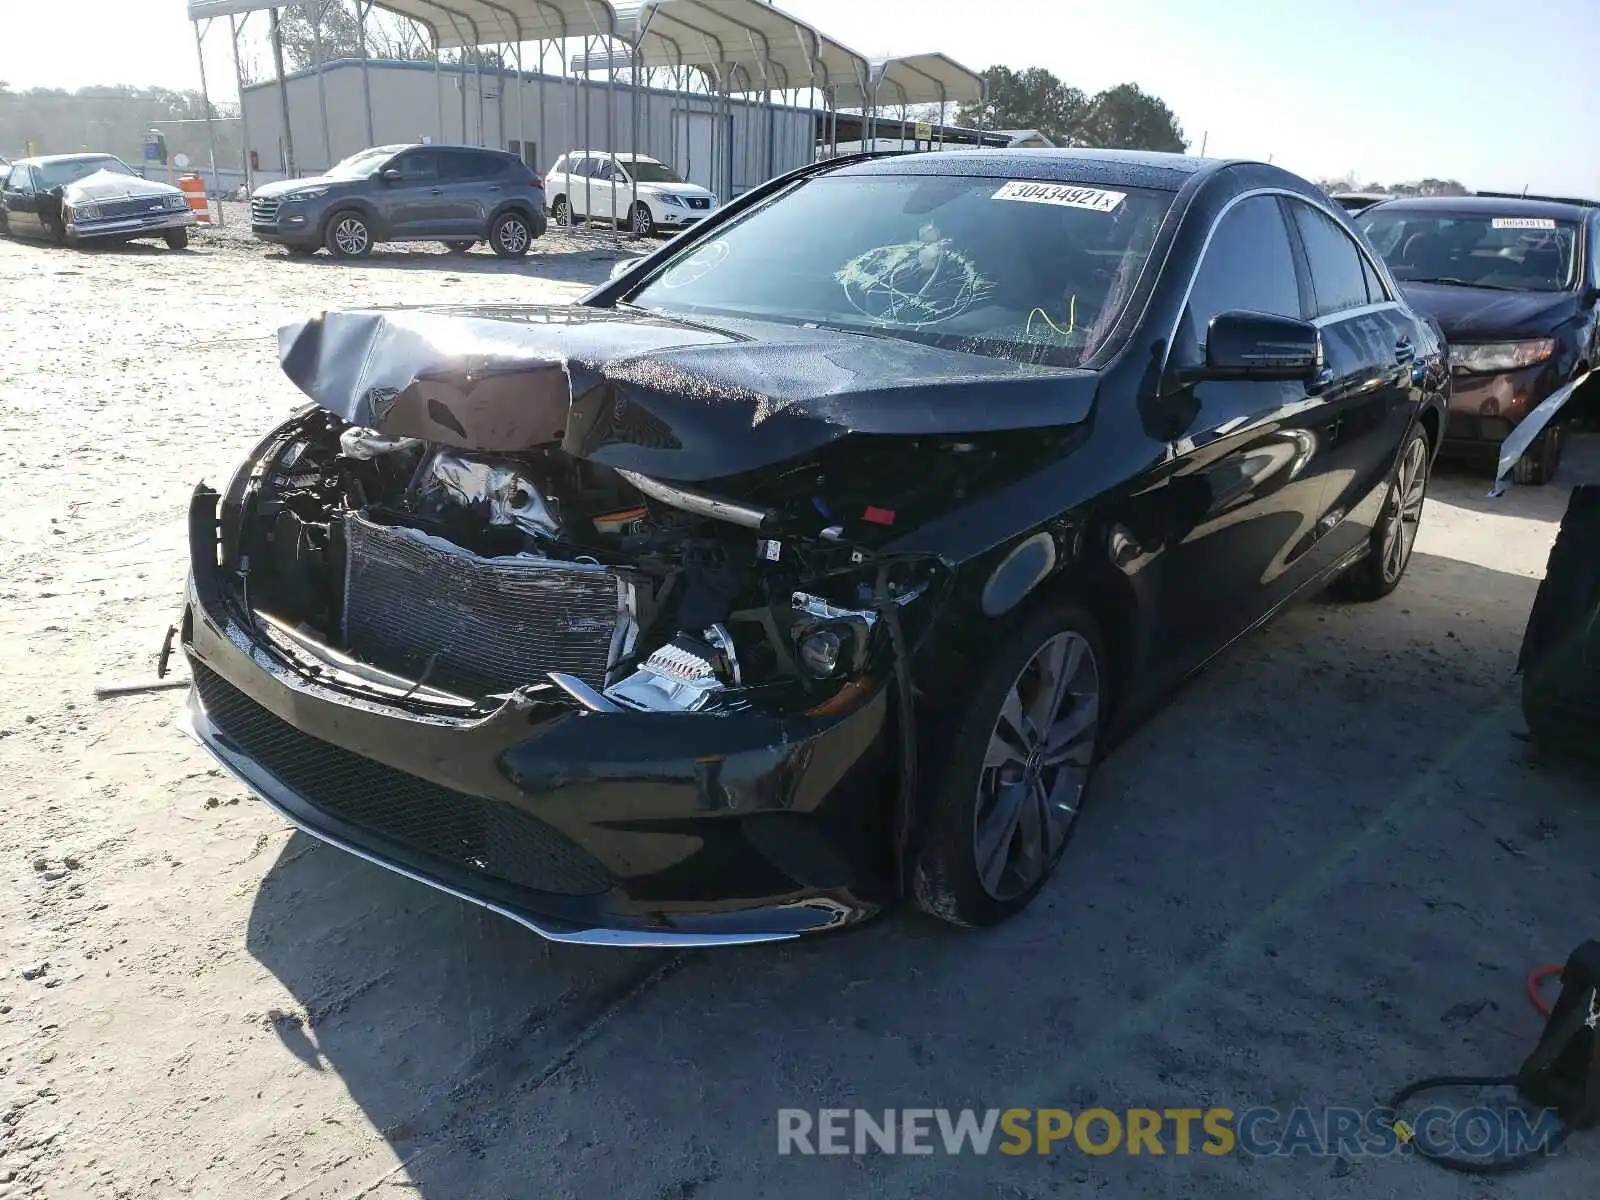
[588,156,622,222]
[1285,198,1420,564]
[2,164,42,237]
[1151,193,1344,667]
[379,149,445,237]
[436,149,499,235]
[570,155,598,219]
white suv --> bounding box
[545,151,718,236]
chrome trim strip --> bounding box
[546,671,624,713]
[1311,300,1401,328]
[175,694,793,948]
[617,470,770,530]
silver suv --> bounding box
[250,144,547,259]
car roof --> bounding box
[1363,194,1594,221]
[828,148,1258,192]
[16,152,125,167]
[557,150,664,163]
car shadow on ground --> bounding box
[253,241,630,288]
[244,546,1600,1199]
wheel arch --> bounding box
[320,201,385,243]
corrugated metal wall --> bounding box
[240,60,817,200]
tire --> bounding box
[911,601,1106,928]
[1512,422,1565,486]
[551,195,572,228]
[444,239,476,254]
[629,201,655,238]
[1519,485,1600,757]
[488,210,532,258]
[164,228,189,250]
[323,209,373,259]
[1334,425,1430,601]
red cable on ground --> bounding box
[1527,964,1563,1018]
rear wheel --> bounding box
[443,239,476,255]
[1520,485,1600,756]
[323,210,373,259]
[912,602,1105,928]
[1335,426,1430,601]
[165,228,189,250]
[551,195,572,228]
[1512,422,1565,486]
[489,210,532,258]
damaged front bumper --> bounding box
[176,487,893,947]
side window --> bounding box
[391,151,439,182]
[1360,254,1389,303]
[591,159,617,182]
[439,150,501,181]
[1185,195,1302,350]
[1290,202,1372,315]
[4,166,30,191]
[570,157,595,178]
[549,154,567,176]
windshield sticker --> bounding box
[1491,217,1557,230]
[836,233,995,328]
[991,181,1126,212]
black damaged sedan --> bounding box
[179,150,1449,946]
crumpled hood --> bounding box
[1400,282,1580,341]
[60,170,181,204]
[276,304,1099,481]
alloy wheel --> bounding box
[497,217,530,255]
[973,630,1100,901]
[1381,435,1428,583]
[553,198,571,227]
[333,216,369,257]
[632,204,652,237]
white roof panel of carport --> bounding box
[615,0,866,94]
[187,0,620,47]
[869,53,985,107]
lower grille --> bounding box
[193,663,613,896]
[687,197,711,210]
[251,196,282,225]
[341,513,628,696]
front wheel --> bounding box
[1334,426,1430,601]
[1512,422,1565,486]
[629,202,655,238]
[912,602,1105,928]
[165,228,189,250]
[489,210,533,258]
[323,210,373,259]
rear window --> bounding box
[629,174,1176,367]
[1358,210,1580,292]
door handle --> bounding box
[429,187,443,195]
[487,185,501,192]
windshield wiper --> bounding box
[1405,276,1524,292]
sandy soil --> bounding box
[1,219,1597,1200]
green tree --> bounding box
[276,1,364,70]
[1076,83,1186,152]
[957,66,1089,146]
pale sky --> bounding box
[2,0,1596,196]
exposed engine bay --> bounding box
[225,407,948,716]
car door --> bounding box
[1149,193,1345,667]
[588,156,622,222]
[569,155,597,219]
[378,149,445,237]
[2,164,42,237]
[435,149,495,235]
[1285,197,1422,565]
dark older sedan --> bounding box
[178,149,1449,947]
[1,153,195,249]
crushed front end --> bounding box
[179,405,950,945]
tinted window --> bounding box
[590,159,617,182]
[571,157,596,178]
[1357,209,1579,292]
[439,150,502,181]
[632,174,1176,367]
[1290,201,1372,315]
[391,151,439,182]
[1184,196,1301,350]
[4,165,30,191]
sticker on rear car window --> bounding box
[991,182,1126,212]
[1491,217,1557,230]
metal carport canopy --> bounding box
[619,0,863,93]
[870,52,985,107]
[186,0,620,46]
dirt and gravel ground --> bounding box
[1,213,1598,1200]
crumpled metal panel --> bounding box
[341,513,629,695]
[414,450,563,541]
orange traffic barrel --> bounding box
[178,174,210,224]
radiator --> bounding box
[341,512,633,697]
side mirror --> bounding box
[379,167,402,184]
[1198,310,1323,381]
[608,255,646,282]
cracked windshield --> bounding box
[633,175,1174,365]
